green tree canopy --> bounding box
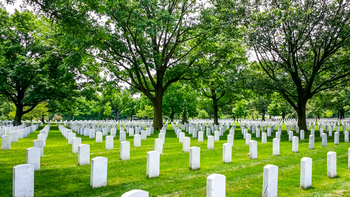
[0,9,78,125]
[240,0,350,130]
[27,0,215,130]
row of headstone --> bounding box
[2,123,42,150]
[12,149,343,197]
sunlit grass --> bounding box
[1,123,350,196]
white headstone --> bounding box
[110,128,116,137]
[26,147,40,170]
[345,131,349,143]
[17,129,23,139]
[89,129,95,139]
[121,189,149,197]
[68,132,76,145]
[78,144,90,165]
[147,151,160,178]
[327,151,337,178]
[262,164,278,197]
[154,138,163,154]
[227,134,233,145]
[288,131,293,141]
[322,133,327,147]
[105,136,114,150]
[13,164,34,197]
[309,135,314,150]
[179,132,185,143]
[300,130,304,140]
[300,157,312,189]
[120,131,126,141]
[245,133,251,145]
[72,137,82,154]
[120,141,130,160]
[141,130,147,140]
[256,128,260,138]
[214,131,220,141]
[207,174,225,197]
[183,137,190,152]
[292,136,299,153]
[159,133,165,145]
[190,146,200,170]
[198,131,204,142]
[2,135,11,150]
[273,138,280,156]
[207,136,214,150]
[96,132,103,143]
[90,157,108,188]
[262,132,267,143]
[129,128,135,137]
[134,134,141,147]
[223,143,232,163]
[11,131,18,142]
[334,132,339,145]
[249,140,257,159]
[33,139,44,157]
[38,134,46,147]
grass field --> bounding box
[1,122,350,196]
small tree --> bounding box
[181,102,189,124]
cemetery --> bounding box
[1,119,350,196]
[1,0,350,196]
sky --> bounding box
[1,0,32,14]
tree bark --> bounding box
[262,110,265,121]
[339,108,345,119]
[297,101,308,131]
[170,107,175,122]
[152,92,163,131]
[114,108,119,121]
[213,99,219,125]
[13,104,24,126]
[282,111,285,120]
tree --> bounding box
[191,38,246,125]
[325,110,334,118]
[103,102,112,119]
[181,101,188,124]
[240,0,350,130]
[137,105,154,119]
[312,87,350,119]
[0,96,13,120]
[27,0,214,130]
[162,82,198,121]
[100,82,135,120]
[0,9,78,125]
[197,110,209,119]
[23,102,49,122]
[233,100,248,119]
[247,96,271,121]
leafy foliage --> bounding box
[0,9,78,125]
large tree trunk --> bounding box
[262,110,265,121]
[213,99,219,125]
[13,104,24,126]
[153,92,163,131]
[282,111,285,120]
[339,108,345,119]
[297,101,308,131]
[170,107,175,122]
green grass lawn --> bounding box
[1,123,350,196]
